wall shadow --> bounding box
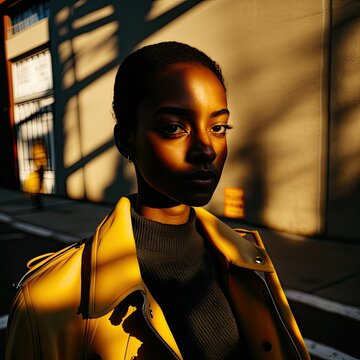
[326,0,360,240]
[49,0,203,200]
[229,1,360,240]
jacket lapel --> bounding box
[88,196,183,358]
[194,207,274,272]
[88,197,145,318]
[88,197,275,318]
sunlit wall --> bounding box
[49,0,360,240]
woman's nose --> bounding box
[186,132,216,164]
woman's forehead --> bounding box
[146,63,227,102]
[137,63,228,125]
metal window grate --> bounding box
[14,101,55,193]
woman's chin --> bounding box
[182,193,214,207]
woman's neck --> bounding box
[138,204,191,225]
[135,193,191,225]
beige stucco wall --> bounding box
[50,0,359,239]
[6,18,49,60]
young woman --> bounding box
[6,42,310,360]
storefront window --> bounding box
[12,49,55,194]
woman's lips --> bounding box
[184,169,217,187]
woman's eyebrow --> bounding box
[210,108,230,118]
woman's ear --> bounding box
[114,124,135,160]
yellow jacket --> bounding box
[6,197,310,360]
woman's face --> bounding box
[133,62,229,207]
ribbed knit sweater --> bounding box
[131,207,251,360]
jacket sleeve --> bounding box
[5,287,37,360]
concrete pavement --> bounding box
[0,188,110,242]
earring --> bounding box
[127,154,134,163]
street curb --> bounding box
[0,211,82,244]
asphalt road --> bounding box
[1,221,359,360]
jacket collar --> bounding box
[88,197,274,318]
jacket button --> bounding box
[254,256,264,264]
[262,341,272,352]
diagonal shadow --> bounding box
[49,0,203,197]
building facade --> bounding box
[1,0,54,194]
[1,0,359,241]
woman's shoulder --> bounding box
[14,237,91,302]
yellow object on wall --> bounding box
[224,188,245,219]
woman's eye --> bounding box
[161,124,186,136]
[210,124,232,135]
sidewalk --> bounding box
[0,188,111,243]
[0,187,359,308]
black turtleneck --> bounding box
[131,207,251,360]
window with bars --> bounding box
[14,98,55,194]
[11,49,55,194]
